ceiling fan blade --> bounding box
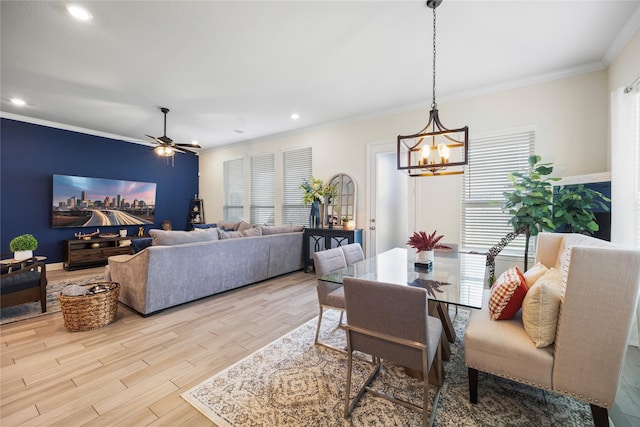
[176,142,201,149]
[145,134,162,145]
[173,145,198,154]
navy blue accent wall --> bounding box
[1,118,199,263]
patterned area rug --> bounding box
[183,309,593,426]
[0,274,104,325]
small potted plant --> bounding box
[9,234,38,260]
[407,230,451,264]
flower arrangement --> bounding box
[407,230,451,252]
[9,234,38,252]
[300,177,337,206]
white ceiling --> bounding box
[2,0,639,152]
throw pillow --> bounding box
[241,227,262,237]
[523,262,548,288]
[192,223,217,229]
[217,229,244,239]
[522,273,563,348]
[237,221,253,232]
[488,267,528,320]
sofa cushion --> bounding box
[217,220,240,231]
[218,227,263,239]
[523,262,548,288]
[0,270,41,294]
[522,268,563,348]
[261,224,294,235]
[488,267,528,320]
[149,229,218,246]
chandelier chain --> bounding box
[431,6,437,109]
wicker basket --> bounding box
[59,282,120,332]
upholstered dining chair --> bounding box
[342,277,443,427]
[340,243,364,266]
[1,254,47,313]
[313,247,348,351]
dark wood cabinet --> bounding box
[63,236,136,271]
[303,227,363,272]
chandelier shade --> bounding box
[397,0,469,177]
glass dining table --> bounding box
[319,247,487,384]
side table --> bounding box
[303,228,363,272]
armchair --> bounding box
[1,255,47,313]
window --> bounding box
[250,153,275,225]
[461,128,535,256]
[282,147,312,226]
[223,158,244,222]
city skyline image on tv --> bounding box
[52,174,156,228]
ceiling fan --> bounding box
[145,107,201,156]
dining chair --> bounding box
[1,254,48,313]
[342,277,443,427]
[312,247,347,351]
[340,243,364,266]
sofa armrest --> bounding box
[108,251,150,314]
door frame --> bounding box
[365,140,415,258]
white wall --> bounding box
[200,69,609,246]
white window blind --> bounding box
[223,158,244,222]
[250,153,275,225]
[461,129,535,256]
[282,147,312,227]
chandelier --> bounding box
[397,0,468,177]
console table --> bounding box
[63,236,138,271]
[303,227,363,272]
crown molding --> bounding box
[602,4,640,66]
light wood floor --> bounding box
[1,267,638,426]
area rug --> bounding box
[183,309,593,426]
[0,274,104,325]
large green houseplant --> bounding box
[502,155,558,270]
[553,183,610,235]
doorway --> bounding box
[365,142,413,258]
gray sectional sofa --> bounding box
[107,224,304,315]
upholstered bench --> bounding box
[465,232,640,427]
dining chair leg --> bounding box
[314,306,324,345]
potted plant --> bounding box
[300,177,337,228]
[502,154,558,270]
[553,183,610,235]
[407,230,451,264]
[9,234,38,260]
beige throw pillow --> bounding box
[522,268,563,348]
[523,262,548,288]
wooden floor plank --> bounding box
[1,267,637,426]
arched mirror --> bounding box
[326,173,356,228]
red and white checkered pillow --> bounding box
[488,267,528,320]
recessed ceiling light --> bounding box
[67,5,93,21]
[10,98,26,106]
[191,140,198,145]
[291,113,300,120]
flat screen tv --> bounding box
[52,174,156,228]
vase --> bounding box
[14,250,33,261]
[417,250,434,263]
[309,200,320,228]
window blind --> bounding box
[635,92,640,248]
[282,147,312,227]
[223,158,244,222]
[250,153,275,225]
[461,129,535,256]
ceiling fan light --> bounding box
[154,146,174,157]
